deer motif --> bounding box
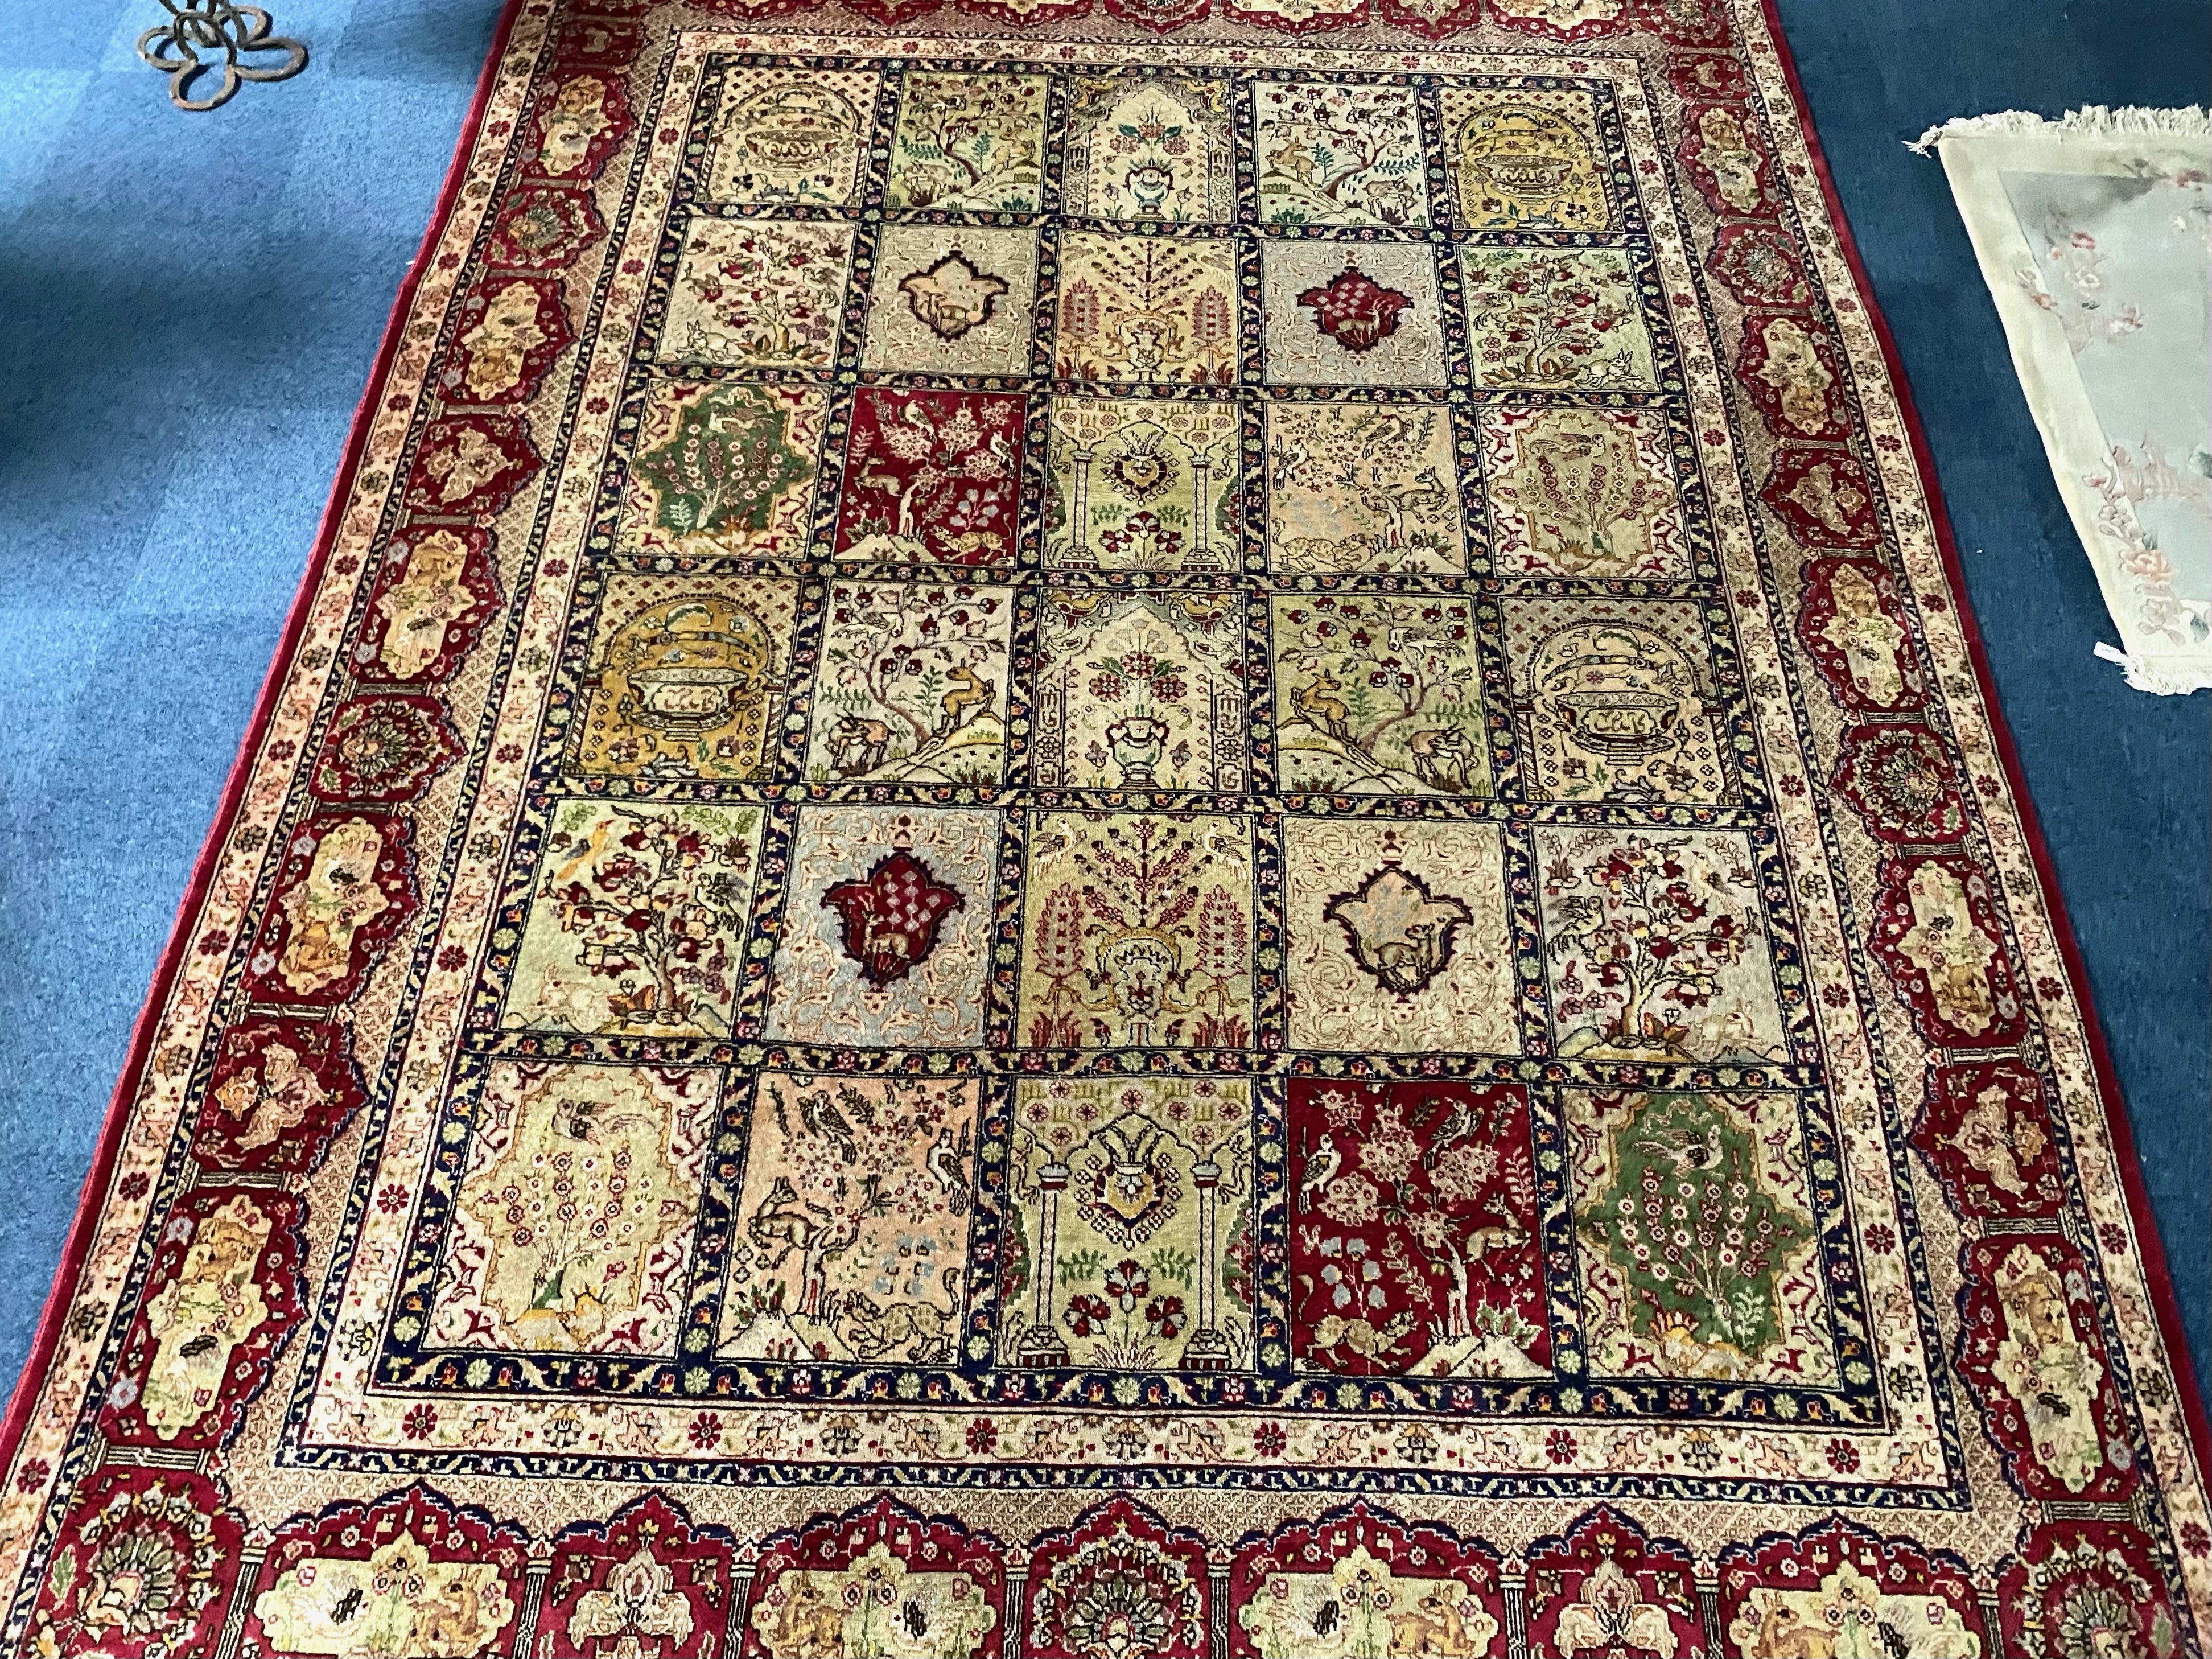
[827,714,890,777]
[937,662,992,735]
[1291,670,1351,741]
[1406,726,1474,793]
[745,1176,860,1320]
[1364,461,1451,549]
[1388,1583,1479,1657]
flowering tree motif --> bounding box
[631,383,814,542]
[1271,594,1487,793]
[1188,886,1250,1047]
[1024,888,1089,1051]
[1461,248,1653,389]
[1023,814,1251,1049]
[1057,234,1238,384]
[809,581,1011,784]
[1582,1091,1814,1370]
[528,806,756,1035]
[1542,833,1765,1059]
[433,1065,709,1355]
[834,390,1021,563]
[1486,407,1682,580]
[1290,1082,1546,1378]
[887,73,1047,212]
[665,220,846,367]
[1255,83,1427,227]
[496,1113,666,1344]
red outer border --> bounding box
[1,0,2203,1546]
[0,0,536,1475]
[1753,0,2212,1472]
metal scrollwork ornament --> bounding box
[138,0,307,112]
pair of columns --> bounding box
[1015,1155,1231,1370]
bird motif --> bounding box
[1633,1123,1725,1175]
[925,1121,973,1217]
[1297,1131,1343,1213]
[1546,893,1609,959]
[1421,1092,1490,1164]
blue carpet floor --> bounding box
[0,0,2203,1405]
[0,0,510,1380]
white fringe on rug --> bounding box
[1910,104,2212,154]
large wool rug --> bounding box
[2,1,2206,1654]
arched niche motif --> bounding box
[1047,399,1238,572]
[1010,1078,1254,1372]
[1064,75,1235,224]
[1034,591,1247,792]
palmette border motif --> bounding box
[0,1,2201,1656]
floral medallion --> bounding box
[1296,265,1413,354]
[822,846,967,989]
[26,1470,242,1659]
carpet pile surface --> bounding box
[1,1,2206,1654]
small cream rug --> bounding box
[1921,106,2212,694]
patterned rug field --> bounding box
[3,1,2207,1653]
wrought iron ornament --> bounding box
[138,0,306,112]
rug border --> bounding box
[0,0,2203,1506]
[0,0,536,1471]
[1751,0,2212,1474]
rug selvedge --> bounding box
[1,1,2206,1654]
